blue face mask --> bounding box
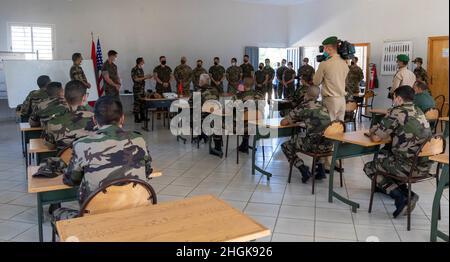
[323,52,330,59]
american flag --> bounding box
[96,38,104,96]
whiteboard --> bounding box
[3,59,99,108]
[0,52,29,99]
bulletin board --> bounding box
[381,41,413,75]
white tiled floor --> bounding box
[0,114,448,242]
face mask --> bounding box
[161,60,167,65]
[197,64,202,68]
[140,64,145,69]
[244,59,249,63]
[181,60,186,64]
[323,52,330,59]
[232,62,237,66]
[259,66,263,70]
[282,63,286,67]
[214,61,219,66]
[265,62,270,67]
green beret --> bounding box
[397,54,410,63]
[322,36,338,45]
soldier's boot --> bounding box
[134,113,141,123]
[210,139,224,158]
[315,163,327,180]
[239,137,249,154]
[389,188,408,218]
[297,165,311,184]
[399,184,420,215]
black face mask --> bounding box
[197,64,202,68]
[244,60,249,63]
[259,66,263,70]
[161,61,167,65]
[214,62,219,66]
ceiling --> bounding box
[231,0,311,6]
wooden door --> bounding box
[428,36,449,115]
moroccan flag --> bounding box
[88,37,98,107]
[178,82,183,96]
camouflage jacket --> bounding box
[174,64,193,87]
[70,64,88,83]
[46,105,97,150]
[414,67,429,83]
[200,84,221,104]
[298,64,315,81]
[286,99,332,152]
[153,65,172,83]
[192,66,208,88]
[226,65,243,85]
[102,61,120,89]
[346,65,364,94]
[235,89,264,102]
[370,102,432,172]
[240,63,255,79]
[291,85,308,107]
[29,97,68,127]
[131,65,146,89]
[209,65,226,83]
[283,68,297,86]
[263,66,275,82]
[20,88,49,118]
[276,66,287,81]
[64,124,153,203]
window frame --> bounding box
[7,22,56,60]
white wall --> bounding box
[288,0,449,108]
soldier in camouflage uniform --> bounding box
[46,80,97,152]
[346,57,364,95]
[282,62,297,98]
[281,85,332,183]
[276,59,288,99]
[263,59,275,102]
[131,58,152,123]
[240,55,255,80]
[29,82,68,128]
[70,53,91,89]
[364,85,432,218]
[174,57,193,97]
[102,50,121,98]
[235,77,264,153]
[192,60,208,91]
[297,58,315,88]
[226,58,243,95]
[153,56,173,95]
[63,96,153,204]
[198,74,223,157]
[20,75,51,121]
[255,63,269,94]
[209,57,226,94]
[412,57,429,84]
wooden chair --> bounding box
[358,90,375,123]
[57,146,73,165]
[434,95,445,118]
[287,121,346,194]
[52,177,157,241]
[425,108,440,134]
[368,135,446,231]
[345,101,358,131]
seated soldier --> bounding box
[235,77,264,153]
[281,86,332,183]
[46,80,97,151]
[198,74,223,158]
[364,85,432,218]
[29,82,68,128]
[413,81,435,113]
[20,75,51,121]
[62,96,153,204]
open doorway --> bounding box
[354,43,370,91]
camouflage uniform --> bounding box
[363,102,432,195]
[263,65,275,100]
[255,69,267,93]
[63,124,153,203]
[291,84,308,108]
[131,66,146,115]
[283,68,297,98]
[281,99,332,169]
[20,88,49,120]
[346,64,364,95]
[174,64,193,96]
[226,65,242,94]
[29,97,68,128]
[192,66,208,91]
[276,66,288,99]
[102,61,120,98]
[70,64,88,83]
[240,63,255,80]
[199,84,223,155]
[235,89,264,151]
[153,65,173,95]
[46,105,96,151]
[414,67,429,84]
[209,65,226,94]
[298,64,315,82]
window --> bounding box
[303,46,321,72]
[9,23,54,60]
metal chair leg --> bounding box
[369,173,377,213]
[225,135,229,158]
[236,136,239,165]
[288,162,293,184]
[311,158,317,195]
[407,181,412,231]
[339,160,344,187]
[435,166,442,220]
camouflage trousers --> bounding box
[212,83,224,94]
[281,137,332,169]
[105,85,119,98]
[363,149,432,195]
[284,84,295,99]
[155,83,172,95]
[266,83,273,100]
[255,83,265,94]
[133,86,145,114]
[228,83,239,95]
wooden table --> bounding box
[27,138,57,168]
[325,130,390,212]
[56,195,271,242]
[27,166,78,242]
[141,98,178,132]
[440,117,449,138]
[248,118,300,180]
[19,123,43,158]
[429,154,449,242]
